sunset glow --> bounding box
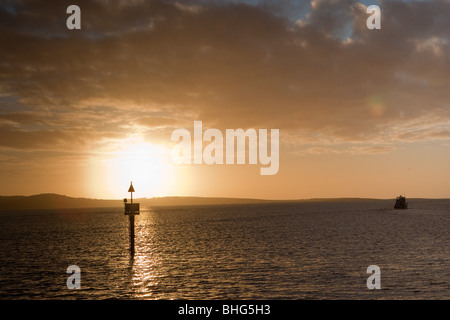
[86,139,177,199]
[1,0,450,303]
[0,0,449,200]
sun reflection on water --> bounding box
[129,209,161,299]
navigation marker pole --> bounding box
[124,181,140,256]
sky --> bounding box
[0,0,449,200]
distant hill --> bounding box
[0,194,120,211]
[141,196,272,207]
[0,193,382,211]
[0,194,273,211]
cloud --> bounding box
[0,125,99,150]
[136,116,189,128]
[0,0,449,154]
[304,144,395,156]
[0,112,40,125]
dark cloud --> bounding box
[0,125,100,150]
[0,0,449,153]
[0,112,40,125]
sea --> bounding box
[0,199,449,300]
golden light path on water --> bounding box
[130,209,161,299]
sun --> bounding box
[87,138,178,199]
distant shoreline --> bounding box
[0,193,445,212]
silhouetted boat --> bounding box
[394,195,408,209]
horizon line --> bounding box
[1,193,448,201]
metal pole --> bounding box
[130,185,134,255]
[126,181,138,257]
[129,214,135,256]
